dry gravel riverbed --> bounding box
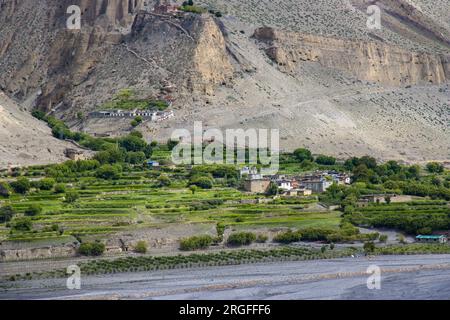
[1,254,450,300]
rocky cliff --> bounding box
[254,27,450,86]
[0,0,233,114]
[0,0,449,162]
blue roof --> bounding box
[416,235,446,239]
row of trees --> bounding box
[292,148,337,166]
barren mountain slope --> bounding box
[0,92,77,168]
[0,0,449,162]
[144,18,450,162]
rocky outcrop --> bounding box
[0,245,77,262]
[130,12,233,96]
[254,27,450,86]
[191,17,234,94]
[0,0,233,114]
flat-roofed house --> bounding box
[416,235,448,244]
[301,179,332,193]
[243,179,271,194]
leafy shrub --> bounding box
[0,206,16,223]
[180,4,207,14]
[65,191,80,203]
[180,235,214,251]
[0,182,12,197]
[293,148,313,162]
[157,174,171,187]
[126,151,146,164]
[54,183,66,194]
[10,177,31,194]
[134,241,148,254]
[227,232,256,246]
[256,234,268,243]
[95,164,122,180]
[300,227,335,241]
[24,204,42,217]
[273,230,302,244]
[12,217,33,231]
[78,242,105,256]
[216,223,226,237]
[315,155,336,165]
[189,176,213,189]
[426,162,444,174]
[39,178,56,190]
[363,241,376,253]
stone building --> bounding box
[64,148,86,161]
[243,179,271,194]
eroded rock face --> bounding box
[130,12,233,96]
[254,27,450,86]
[0,245,77,262]
[0,0,140,106]
[0,0,233,112]
[191,17,234,94]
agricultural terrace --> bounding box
[0,164,339,244]
[0,123,449,263]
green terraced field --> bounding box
[345,200,450,234]
[0,170,340,243]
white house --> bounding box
[276,179,293,191]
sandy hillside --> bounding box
[0,92,78,168]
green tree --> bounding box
[293,148,313,162]
[352,164,370,182]
[315,155,336,165]
[0,182,11,197]
[12,217,32,231]
[384,195,392,204]
[95,164,122,180]
[189,185,198,194]
[426,162,444,174]
[126,151,146,164]
[78,241,105,256]
[131,116,143,127]
[10,177,31,194]
[157,174,172,187]
[431,177,442,186]
[65,191,80,203]
[167,139,179,151]
[120,135,147,152]
[363,241,376,254]
[265,182,279,196]
[0,206,16,223]
[54,183,66,194]
[39,178,56,191]
[189,176,213,189]
[25,204,42,217]
[227,232,256,246]
[134,241,148,254]
[180,235,214,251]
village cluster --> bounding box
[89,109,174,122]
[240,167,351,195]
